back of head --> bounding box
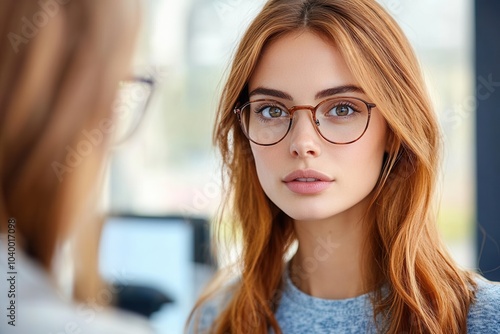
[0,0,140,294]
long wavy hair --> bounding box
[0,0,139,301]
[189,0,476,333]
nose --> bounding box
[288,110,322,158]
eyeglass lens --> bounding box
[112,79,154,144]
[238,97,371,145]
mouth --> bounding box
[294,177,322,182]
[283,169,333,194]
[283,169,333,183]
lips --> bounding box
[283,169,333,194]
[283,169,333,183]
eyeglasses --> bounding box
[112,76,155,145]
[234,96,375,146]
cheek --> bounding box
[331,111,386,167]
[350,146,385,182]
[251,145,282,187]
[343,118,387,184]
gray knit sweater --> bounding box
[190,271,500,333]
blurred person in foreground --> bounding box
[0,1,154,333]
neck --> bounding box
[289,211,369,300]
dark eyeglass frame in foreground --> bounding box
[112,76,156,145]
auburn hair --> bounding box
[189,0,476,333]
[0,0,139,301]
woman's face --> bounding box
[248,31,388,222]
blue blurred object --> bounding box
[100,215,215,334]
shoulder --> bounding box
[0,301,154,334]
[0,245,153,334]
[187,279,240,334]
[467,276,500,333]
[0,274,154,334]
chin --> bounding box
[275,197,365,223]
[280,207,340,222]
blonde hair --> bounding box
[189,0,476,333]
[0,0,140,301]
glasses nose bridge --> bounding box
[288,104,319,128]
[288,104,316,116]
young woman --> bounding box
[188,0,500,333]
[0,1,153,333]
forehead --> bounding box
[248,30,360,100]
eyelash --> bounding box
[256,104,284,113]
[329,102,358,115]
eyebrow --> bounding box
[248,87,293,100]
[315,85,365,99]
[248,85,365,101]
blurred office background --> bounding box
[97,0,500,333]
